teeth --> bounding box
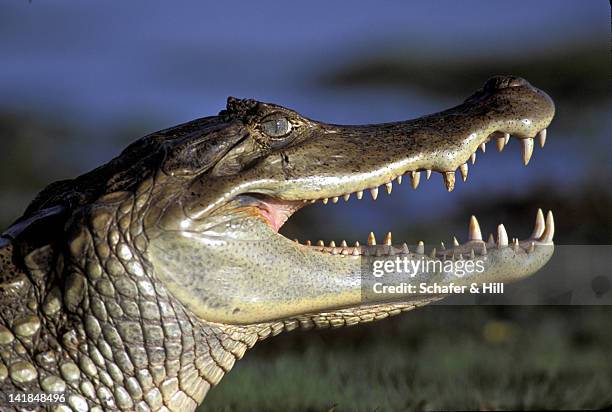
[540,210,555,242]
[453,236,460,246]
[385,182,393,194]
[531,209,545,239]
[352,248,360,256]
[537,129,547,148]
[356,190,363,200]
[322,198,329,204]
[430,248,437,258]
[343,193,351,202]
[331,248,338,255]
[293,238,299,243]
[426,169,432,180]
[481,243,487,255]
[443,172,455,192]
[340,240,348,247]
[470,249,475,259]
[528,242,535,253]
[306,240,312,246]
[497,224,508,248]
[513,238,520,252]
[471,152,477,164]
[459,163,468,182]
[468,215,482,241]
[354,241,360,247]
[411,171,421,189]
[370,187,379,200]
[368,232,377,246]
[521,138,534,165]
[480,142,486,153]
[440,241,446,250]
[402,243,409,254]
[317,240,324,247]
[487,233,495,246]
[384,232,392,245]
[329,240,336,247]
[496,133,509,152]
[416,241,424,254]
[396,175,403,184]
[332,196,339,204]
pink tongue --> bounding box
[257,198,305,232]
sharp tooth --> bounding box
[341,248,350,255]
[528,242,535,253]
[410,171,421,189]
[471,152,477,164]
[356,190,363,200]
[468,215,482,241]
[459,163,468,182]
[329,240,336,247]
[430,247,437,258]
[340,240,348,247]
[331,248,338,255]
[443,172,455,192]
[354,241,360,247]
[487,233,495,246]
[385,182,393,194]
[496,135,506,152]
[368,232,377,246]
[470,249,475,259]
[513,237,520,251]
[416,241,424,254]
[440,241,446,250]
[521,138,534,165]
[537,129,547,148]
[481,243,487,255]
[317,240,324,247]
[396,175,403,184]
[531,208,545,239]
[540,210,555,242]
[352,248,360,256]
[370,187,379,200]
[453,236,460,246]
[504,134,510,145]
[322,198,329,204]
[480,142,486,153]
[402,243,409,254]
[497,224,508,248]
[306,240,312,246]
[426,169,432,180]
[332,196,339,204]
[343,193,351,202]
[293,238,299,243]
[384,232,392,245]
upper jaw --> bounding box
[237,76,554,203]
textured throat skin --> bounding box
[0,76,556,411]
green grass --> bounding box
[200,307,612,411]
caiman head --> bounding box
[1,75,555,409]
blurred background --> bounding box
[1,1,610,410]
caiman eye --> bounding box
[260,116,292,138]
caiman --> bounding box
[0,75,555,411]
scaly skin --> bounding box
[0,76,555,411]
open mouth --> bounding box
[252,128,554,259]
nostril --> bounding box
[483,75,528,91]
